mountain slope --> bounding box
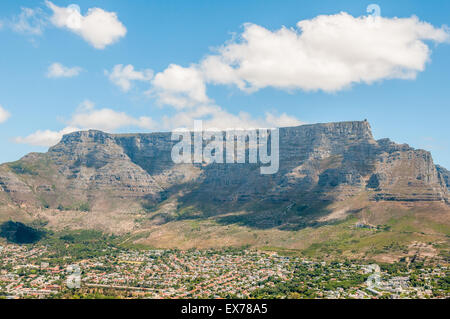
[0,121,448,255]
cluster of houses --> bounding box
[0,244,447,299]
[0,245,62,298]
[79,249,293,298]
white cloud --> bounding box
[149,64,301,129]
[161,104,302,131]
[201,55,246,89]
[104,62,301,128]
[146,12,447,131]
[14,98,301,147]
[15,101,156,147]
[45,1,127,49]
[10,7,46,35]
[0,105,11,124]
[264,112,304,128]
[69,107,155,132]
[151,64,211,109]
[106,64,153,92]
[200,13,450,92]
[14,127,79,147]
[67,100,156,132]
[76,99,95,112]
[47,62,82,78]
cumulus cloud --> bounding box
[149,62,301,128]
[14,126,79,147]
[161,104,302,131]
[15,100,156,147]
[47,62,82,78]
[69,106,155,132]
[45,1,127,49]
[14,98,300,147]
[149,64,301,129]
[200,13,449,92]
[0,105,11,124]
[147,12,447,131]
[106,64,153,92]
[151,64,211,109]
[10,7,46,35]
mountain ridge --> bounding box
[0,121,448,244]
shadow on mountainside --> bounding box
[145,163,339,230]
[136,128,380,230]
[0,221,45,244]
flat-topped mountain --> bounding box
[0,121,449,254]
[1,121,448,209]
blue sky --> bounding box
[0,0,449,168]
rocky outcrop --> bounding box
[0,121,448,216]
[437,165,450,188]
[48,130,165,200]
[368,139,448,202]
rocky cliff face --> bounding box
[437,165,450,189]
[0,121,448,220]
